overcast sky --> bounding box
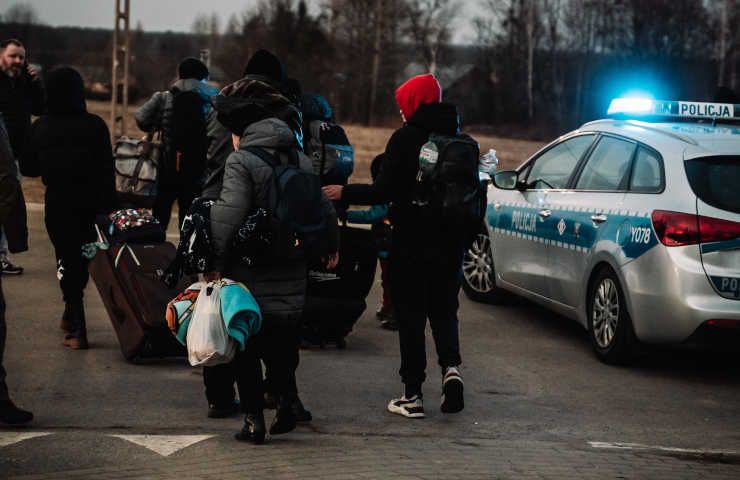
[4,0,478,43]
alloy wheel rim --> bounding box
[463,234,494,293]
[592,278,620,348]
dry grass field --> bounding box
[22,101,545,203]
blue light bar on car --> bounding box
[607,98,740,120]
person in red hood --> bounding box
[323,73,465,419]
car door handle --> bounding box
[591,214,608,224]
[494,202,502,211]
[538,209,552,219]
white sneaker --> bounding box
[440,366,464,414]
[387,394,425,419]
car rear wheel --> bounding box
[587,267,638,364]
[462,230,505,304]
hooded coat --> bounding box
[25,67,115,216]
[342,101,460,254]
[209,117,338,316]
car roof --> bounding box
[576,119,740,157]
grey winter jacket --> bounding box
[210,118,339,316]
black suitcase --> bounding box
[302,226,377,348]
[89,241,194,361]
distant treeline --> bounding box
[1,0,738,137]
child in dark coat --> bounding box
[26,66,115,349]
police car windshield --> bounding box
[684,156,740,214]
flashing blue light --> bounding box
[607,97,740,120]
[607,97,654,115]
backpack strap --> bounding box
[244,146,278,168]
[319,123,327,182]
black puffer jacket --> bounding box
[342,102,460,251]
[25,67,115,216]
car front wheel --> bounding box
[587,267,638,364]
[462,230,505,304]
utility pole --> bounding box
[111,0,131,140]
[368,0,383,125]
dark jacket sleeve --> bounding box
[135,92,165,132]
[0,118,19,224]
[209,151,260,272]
[342,130,403,206]
[30,76,45,116]
[96,117,116,213]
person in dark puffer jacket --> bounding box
[204,74,339,445]
[25,66,115,350]
[323,73,466,419]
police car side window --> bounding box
[526,135,595,189]
[629,147,663,193]
[575,136,635,191]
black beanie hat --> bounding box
[243,49,285,84]
[178,57,209,80]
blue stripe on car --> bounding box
[701,238,740,255]
[487,203,658,259]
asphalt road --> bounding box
[1,206,739,479]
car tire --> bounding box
[587,267,638,365]
[462,229,506,304]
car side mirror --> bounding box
[492,170,518,190]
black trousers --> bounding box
[203,312,301,413]
[0,274,9,402]
[44,212,93,306]
[390,243,464,396]
[153,181,197,232]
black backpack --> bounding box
[415,134,483,242]
[166,90,207,184]
[234,146,330,265]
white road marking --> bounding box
[589,441,739,456]
[110,434,215,457]
[0,432,52,447]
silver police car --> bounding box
[463,98,740,363]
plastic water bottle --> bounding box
[416,140,439,182]
[479,148,499,175]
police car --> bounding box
[462,98,740,363]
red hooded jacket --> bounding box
[395,74,442,121]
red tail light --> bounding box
[652,210,740,247]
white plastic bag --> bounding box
[186,280,237,366]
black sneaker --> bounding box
[0,400,33,425]
[387,394,425,418]
[440,366,464,414]
[235,411,266,445]
[291,396,312,422]
[208,400,240,418]
[0,258,23,275]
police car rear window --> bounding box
[685,156,740,214]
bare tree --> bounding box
[404,0,460,75]
[3,3,41,24]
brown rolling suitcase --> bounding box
[89,241,193,361]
